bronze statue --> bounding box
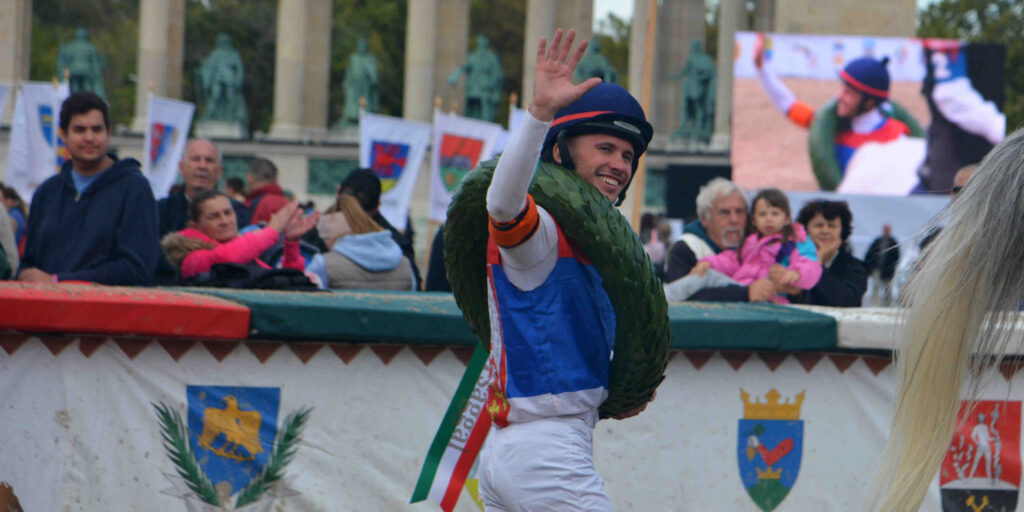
[447,34,504,122]
[196,33,248,128]
[57,28,106,99]
[573,39,618,85]
[670,39,716,143]
[340,36,379,127]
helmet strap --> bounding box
[556,130,575,171]
[855,95,878,117]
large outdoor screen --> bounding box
[731,31,1005,196]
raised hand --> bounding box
[268,202,299,234]
[284,209,321,241]
[529,28,603,122]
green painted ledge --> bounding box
[176,289,837,351]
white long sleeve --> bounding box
[758,65,797,115]
[486,111,550,221]
[484,110,559,291]
[933,77,1006,144]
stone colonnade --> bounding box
[0,0,917,141]
[130,0,185,133]
[0,0,31,122]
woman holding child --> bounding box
[664,188,822,303]
[782,199,868,307]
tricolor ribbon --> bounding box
[411,342,492,511]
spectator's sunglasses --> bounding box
[952,185,964,195]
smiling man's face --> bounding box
[555,133,634,203]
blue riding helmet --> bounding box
[541,83,654,206]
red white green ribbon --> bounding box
[411,342,492,511]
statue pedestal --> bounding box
[326,126,359,144]
[195,120,247,140]
[655,133,730,155]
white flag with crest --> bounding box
[358,113,432,232]
[428,112,504,223]
[143,95,195,198]
[5,83,61,202]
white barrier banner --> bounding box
[3,335,1023,511]
[428,112,503,223]
[359,113,432,232]
[144,95,195,199]
[734,31,932,81]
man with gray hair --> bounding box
[245,157,290,225]
[664,177,776,302]
[155,139,251,283]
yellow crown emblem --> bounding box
[741,388,804,420]
[755,467,783,480]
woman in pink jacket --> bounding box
[161,189,319,279]
[665,188,821,303]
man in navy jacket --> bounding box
[18,92,159,285]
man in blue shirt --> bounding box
[18,91,159,285]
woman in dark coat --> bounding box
[777,200,867,307]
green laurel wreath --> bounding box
[153,402,312,508]
[444,158,671,419]
[153,402,221,506]
[234,407,312,507]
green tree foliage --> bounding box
[593,13,630,87]
[918,0,1024,132]
[29,0,139,128]
[330,0,407,121]
[184,0,277,135]
[469,0,525,122]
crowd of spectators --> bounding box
[660,177,872,307]
[3,92,919,307]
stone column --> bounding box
[712,0,746,144]
[167,0,185,99]
[131,0,185,133]
[521,0,556,107]
[555,0,592,44]
[435,0,468,114]
[301,0,332,138]
[403,0,439,122]
[654,0,705,137]
[269,0,308,139]
[0,0,32,124]
[521,0,591,109]
[627,0,646,100]
[753,0,774,32]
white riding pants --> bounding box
[478,415,613,512]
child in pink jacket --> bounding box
[664,188,822,303]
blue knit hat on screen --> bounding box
[839,56,891,100]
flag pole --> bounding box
[630,0,658,231]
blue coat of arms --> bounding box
[737,389,805,512]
